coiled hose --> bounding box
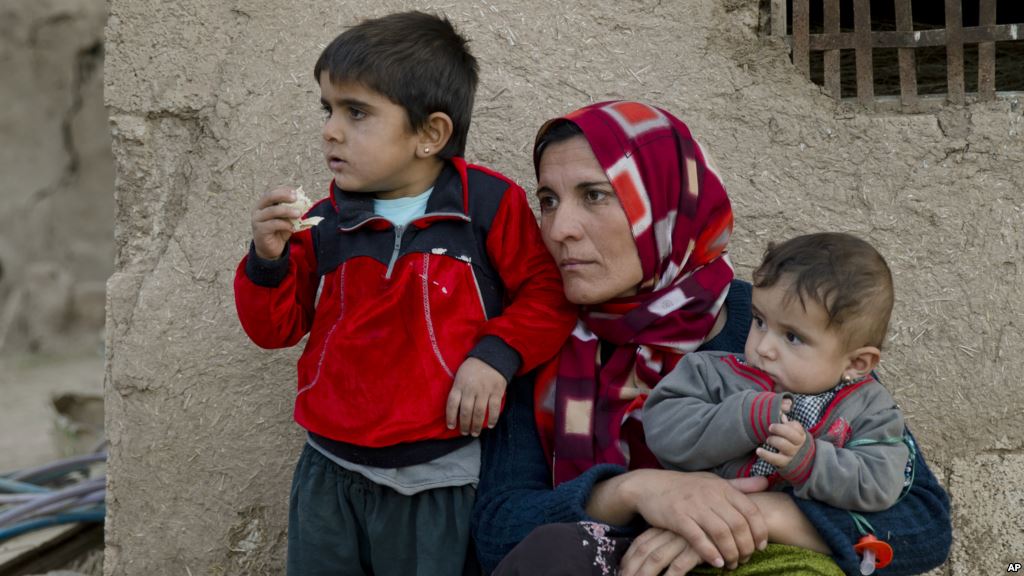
[0,450,106,543]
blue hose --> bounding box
[7,452,107,483]
[0,477,50,494]
[0,506,105,542]
[0,477,104,526]
[1,450,107,547]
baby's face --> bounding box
[744,280,854,395]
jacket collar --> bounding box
[331,158,469,230]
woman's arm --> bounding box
[591,469,770,569]
[791,431,951,575]
[472,375,769,573]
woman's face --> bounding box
[536,135,644,305]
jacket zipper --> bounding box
[384,224,406,279]
[382,213,471,280]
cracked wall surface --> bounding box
[0,0,113,355]
[104,0,1023,573]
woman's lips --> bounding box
[560,259,594,270]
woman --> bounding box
[471,102,951,575]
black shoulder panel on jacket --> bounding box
[465,167,512,232]
[307,198,335,262]
[465,167,514,318]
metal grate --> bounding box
[771,0,1024,109]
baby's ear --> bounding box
[418,112,454,158]
[844,346,881,380]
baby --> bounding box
[645,232,909,513]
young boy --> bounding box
[644,232,909,515]
[233,11,576,575]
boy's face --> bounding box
[744,279,858,395]
[319,73,430,199]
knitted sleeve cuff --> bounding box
[561,464,648,537]
[244,241,290,287]
[468,335,522,383]
[742,392,792,444]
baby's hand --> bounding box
[445,357,507,436]
[252,186,301,260]
[756,420,807,469]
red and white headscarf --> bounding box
[532,101,735,485]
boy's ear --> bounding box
[844,346,881,381]
[417,112,454,158]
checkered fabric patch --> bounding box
[749,384,850,477]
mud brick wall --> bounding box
[104,1,1024,573]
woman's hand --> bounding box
[620,527,702,576]
[589,470,769,570]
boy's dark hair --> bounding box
[752,232,894,348]
[314,11,478,159]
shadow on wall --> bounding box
[0,0,114,356]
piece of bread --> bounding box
[281,186,324,232]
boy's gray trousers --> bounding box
[287,443,478,575]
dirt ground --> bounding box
[0,350,104,475]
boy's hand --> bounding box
[756,418,806,469]
[252,186,301,260]
[445,357,506,436]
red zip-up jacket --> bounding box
[234,159,576,463]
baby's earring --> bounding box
[842,373,855,384]
[424,147,431,154]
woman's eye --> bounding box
[536,193,558,212]
[584,188,608,203]
[785,331,804,345]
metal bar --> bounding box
[979,0,996,100]
[946,0,965,104]
[824,0,841,100]
[854,0,873,105]
[771,0,787,37]
[804,24,1023,51]
[895,0,918,108]
[793,0,810,77]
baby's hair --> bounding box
[313,11,478,158]
[752,232,894,348]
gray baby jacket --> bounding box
[644,351,908,512]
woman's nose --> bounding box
[546,204,584,242]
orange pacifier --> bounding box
[854,534,893,575]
